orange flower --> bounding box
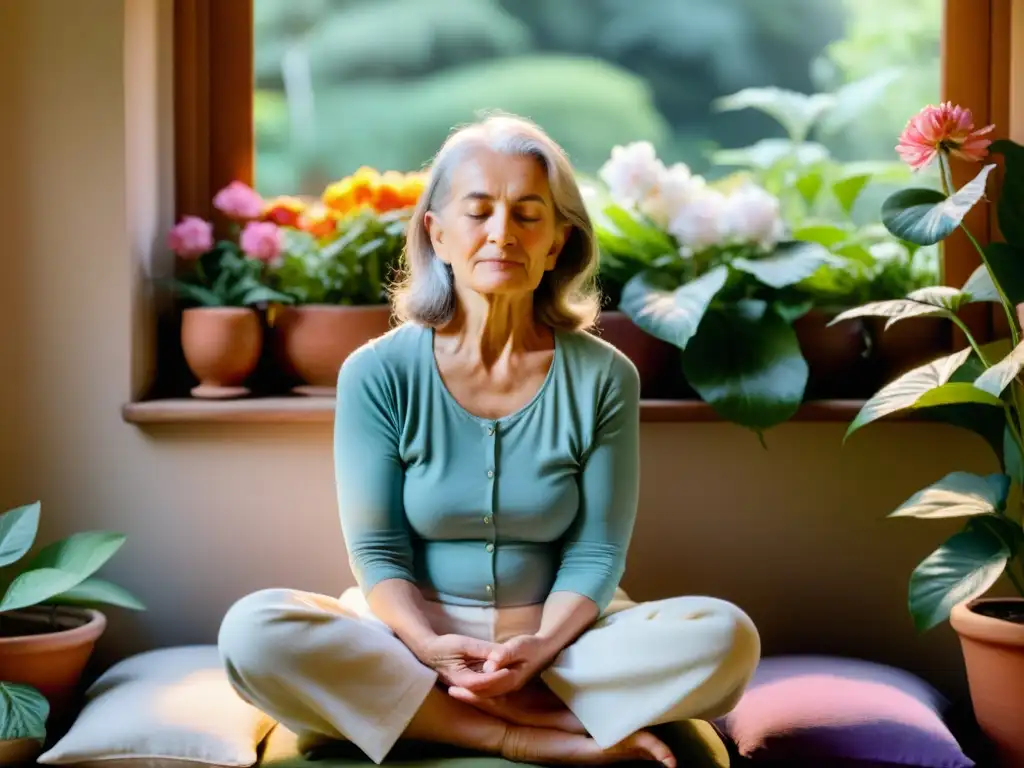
[262,196,306,227]
[298,204,339,238]
[398,172,426,207]
[323,167,380,215]
[896,102,994,171]
[374,170,409,213]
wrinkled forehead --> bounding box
[433,142,553,209]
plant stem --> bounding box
[959,224,1020,347]
[938,153,955,198]
[949,315,989,364]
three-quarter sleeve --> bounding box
[550,353,641,611]
[333,346,415,594]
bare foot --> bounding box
[448,683,587,734]
[501,725,675,767]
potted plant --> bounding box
[165,181,294,399]
[268,167,421,396]
[832,102,1024,766]
[0,501,145,764]
[709,75,945,396]
[587,141,844,442]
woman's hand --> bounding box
[455,634,558,698]
[417,634,515,694]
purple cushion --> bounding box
[716,655,973,767]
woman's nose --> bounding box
[486,212,516,247]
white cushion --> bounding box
[39,645,276,768]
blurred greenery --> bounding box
[253,0,942,198]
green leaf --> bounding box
[890,472,1011,520]
[833,174,871,216]
[974,339,1024,397]
[845,347,996,439]
[881,164,996,246]
[47,577,146,611]
[710,139,829,170]
[794,166,825,207]
[0,531,127,612]
[792,223,853,249]
[602,205,677,256]
[961,264,1001,303]
[0,502,40,568]
[0,683,48,742]
[908,527,1009,632]
[618,266,728,350]
[163,280,224,307]
[829,287,965,330]
[238,285,294,306]
[681,301,808,433]
[712,87,833,143]
[1003,425,1024,485]
[730,241,837,289]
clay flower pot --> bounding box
[0,606,106,757]
[950,598,1024,766]
[591,311,682,398]
[180,307,263,399]
[793,308,871,399]
[273,304,394,396]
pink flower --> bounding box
[167,216,214,258]
[240,221,282,263]
[896,102,994,171]
[213,181,264,220]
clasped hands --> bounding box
[418,632,556,701]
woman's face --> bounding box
[425,147,571,300]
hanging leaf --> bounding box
[908,527,1009,632]
[681,301,808,433]
[618,267,728,350]
[0,683,48,742]
[889,472,1011,520]
[730,241,837,289]
[829,287,963,330]
[0,502,40,568]
[845,347,1000,440]
[881,164,996,246]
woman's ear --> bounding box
[424,211,449,263]
[545,223,572,270]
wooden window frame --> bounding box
[146,0,1014,417]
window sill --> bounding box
[121,397,872,425]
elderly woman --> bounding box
[218,115,759,767]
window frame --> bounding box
[165,0,1013,396]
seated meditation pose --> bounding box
[218,114,760,767]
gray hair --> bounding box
[390,114,601,331]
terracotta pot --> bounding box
[591,311,683,398]
[0,607,106,719]
[950,598,1024,767]
[180,307,262,399]
[273,304,394,396]
[793,308,871,399]
[866,315,951,386]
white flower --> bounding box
[598,141,664,203]
[718,184,785,248]
[668,189,727,252]
[639,163,707,228]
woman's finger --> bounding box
[446,665,511,693]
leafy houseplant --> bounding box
[0,501,144,754]
[166,180,294,399]
[832,102,1024,766]
[587,141,845,441]
[267,167,423,396]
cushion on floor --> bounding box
[259,719,731,768]
[38,645,276,768]
[716,655,973,767]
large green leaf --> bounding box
[47,577,146,611]
[730,241,837,289]
[890,472,1011,520]
[881,164,996,246]
[961,264,1001,303]
[0,502,40,568]
[0,531,128,612]
[618,267,728,350]
[908,527,1009,632]
[681,301,808,433]
[974,339,1024,397]
[0,683,48,742]
[845,347,1000,439]
[989,139,1024,248]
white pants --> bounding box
[217,586,760,764]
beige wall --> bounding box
[0,0,1007,698]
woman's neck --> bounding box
[438,292,551,368]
